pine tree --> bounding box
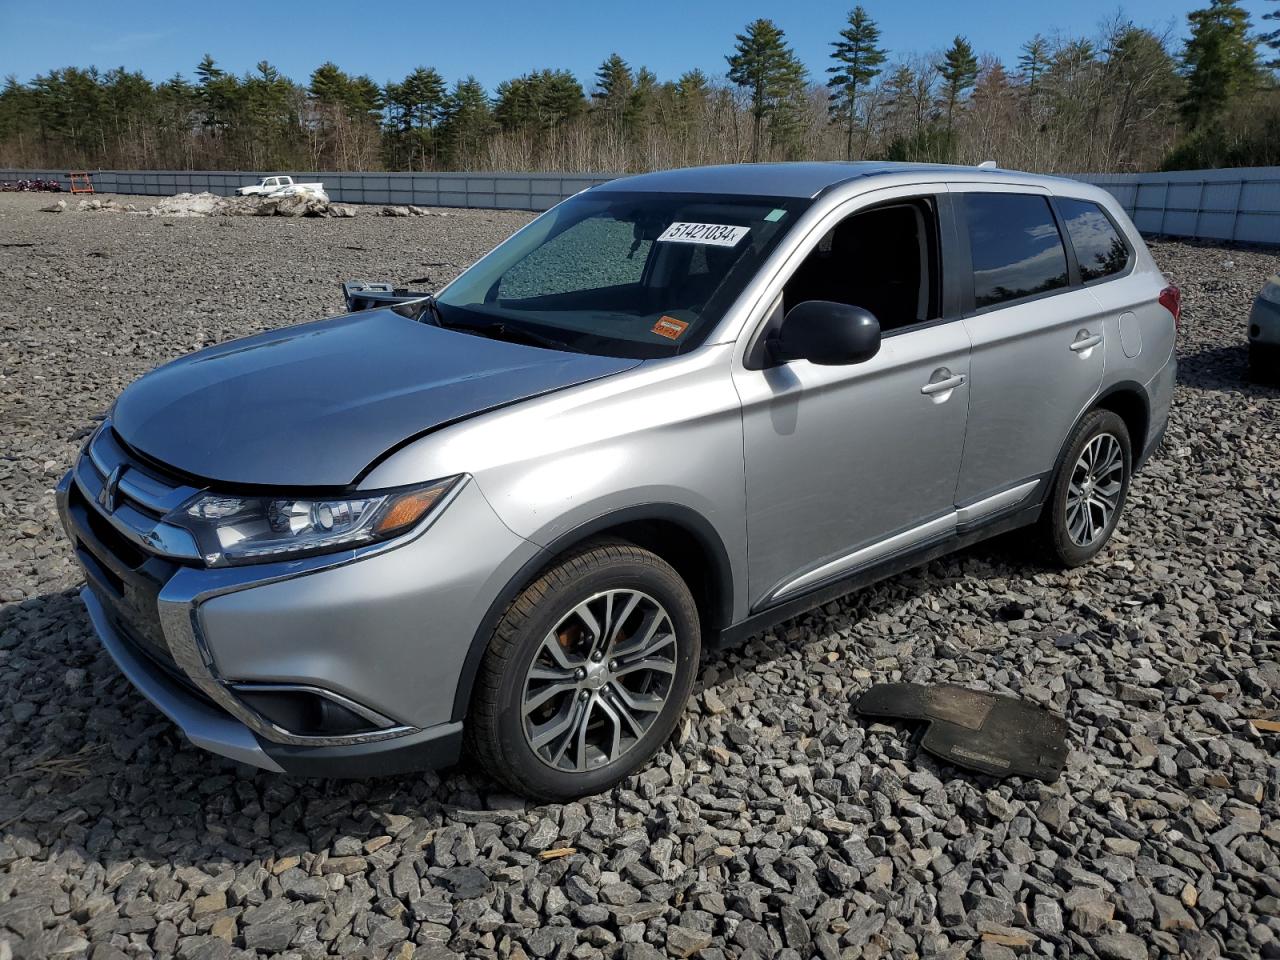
[1264,0,1279,68]
[243,61,299,168]
[1018,35,1050,90]
[938,36,978,135]
[627,67,658,135]
[671,69,709,141]
[385,67,447,169]
[1181,0,1260,129]
[347,76,384,121]
[726,18,807,161]
[193,55,239,138]
[594,55,633,107]
[394,67,447,131]
[494,69,585,132]
[593,53,634,137]
[194,54,222,87]
[676,69,709,102]
[827,6,887,159]
[309,62,350,106]
[440,76,494,168]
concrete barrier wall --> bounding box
[4,165,1278,244]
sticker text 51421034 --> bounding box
[657,222,750,247]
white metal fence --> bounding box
[0,168,613,212]
[4,165,1278,244]
[1081,166,1280,246]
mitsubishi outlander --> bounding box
[58,162,1178,800]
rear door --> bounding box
[953,187,1105,507]
[1055,194,1175,380]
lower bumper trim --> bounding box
[261,721,464,778]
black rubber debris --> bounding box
[855,683,1068,782]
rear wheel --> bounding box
[468,540,700,801]
[1037,409,1132,568]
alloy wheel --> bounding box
[520,589,678,772]
[1065,432,1124,547]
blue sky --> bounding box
[0,0,1274,91]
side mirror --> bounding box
[770,301,882,366]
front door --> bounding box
[732,192,971,610]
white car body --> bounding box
[235,176,325,199]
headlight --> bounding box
[1260,278,1280,305]
[168,476,461,566]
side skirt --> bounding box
[712,502,1043,650]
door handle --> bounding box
[1070,333,1103,353]
[920,373,966,395]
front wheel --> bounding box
[468,541,700,801]
[1036,409,1132,568]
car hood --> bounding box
[111,309,639,487]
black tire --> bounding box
[467,540,700,801]
[1036,409,1132,568]
[1249,342,1279,383]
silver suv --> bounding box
[58,162,1178,800]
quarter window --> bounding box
[1057,198,1131,282]
[963,194,1069,309]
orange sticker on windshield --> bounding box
[652,316,689,340]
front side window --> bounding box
[782,198,940,333]
[1057,198,1131,282]
[964,193,1069,309]
[437,191,807,358]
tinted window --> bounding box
[782,200,939,332]
[1058,198,1131,282]
[964,194,1069,309]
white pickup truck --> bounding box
[235,175,326,199]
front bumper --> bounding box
[1249,296,1280,347]
[57,430,541,776]
[83,584,464,774]
[80,585,283,770]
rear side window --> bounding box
[1057,198,1131,282]
[963,194,1069,309]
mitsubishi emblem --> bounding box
[99,465,127,513]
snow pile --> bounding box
[77,197,136,212]
[148,192,225,217]
[129,191,358,218]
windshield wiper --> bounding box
[439,317,575,352]
[417,294,445,327]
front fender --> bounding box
[448,497,738,723]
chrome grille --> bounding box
[74,423,202,562]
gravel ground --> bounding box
[0,191,1277,960]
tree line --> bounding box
[1,0,1276,176]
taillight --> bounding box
[1159,285,1181,330]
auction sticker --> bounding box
[652,316,690,339]
[657,222,750,247]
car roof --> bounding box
[591,161,1075,199]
